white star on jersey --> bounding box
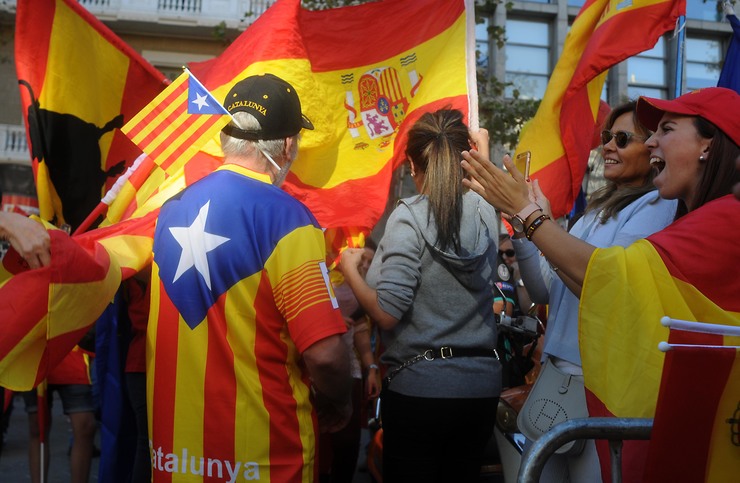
[169,200,229,290]
[191,92,210,111]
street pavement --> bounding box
[1,391,501,482]
[0,391,374,483]
[0,391,99,482]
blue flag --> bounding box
[718,10,740,94]
[95,290,136,483]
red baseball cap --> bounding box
[636,87,740,147]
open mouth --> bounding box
[650,156,665,173]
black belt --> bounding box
[383,346,499,391]
[422,347,499,360]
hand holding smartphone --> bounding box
[516,151,531,181]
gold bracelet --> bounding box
[525,214,550,240]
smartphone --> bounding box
[516,151,532,181]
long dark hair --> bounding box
[405,108,470,252]
[586,100,661,223]
[675,118,740,218]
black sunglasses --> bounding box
[499,249,515,258]
[601,130,646,149]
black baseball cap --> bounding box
[222,73,314,141]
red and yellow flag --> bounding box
[189,0,477,241]
[0,229,120,390]
[15,0,167,231]
[579,195,740,482]
[514,0,685,218]
[644,340,740,482]
[0,211,159,390]
[108,70,231,225]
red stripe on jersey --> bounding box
[254,273,308,482]
[203,295,237,478]
[151,279,180,483]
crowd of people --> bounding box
[1,72,738,483]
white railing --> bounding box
[158,0,202,14]
[74,0,273,28]
[0,124,31,164]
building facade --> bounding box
[477,0,734,104]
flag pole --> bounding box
[72,153,149,236]
[673,15,686,98]
[37,380,48,483]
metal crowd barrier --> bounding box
[518,417,654,483]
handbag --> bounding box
[517,357,588,456]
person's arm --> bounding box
[352,316,380,398]
[0,212,51,269]
[510,262,533,312]
[511,237,551,304]
[339,248,399,330]
[302,334,353,433]
[461,138,595,291]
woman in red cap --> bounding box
[461,86,740,482]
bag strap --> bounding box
[382,346,499,391]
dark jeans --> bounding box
[381,389,498,483]
[125,372,150,483]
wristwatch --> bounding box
[510,203,541,234]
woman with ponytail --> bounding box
[340,108,502,482]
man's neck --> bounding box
[224,155,275,181]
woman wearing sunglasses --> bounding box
[483,100,677,482]
[462,87,740,481]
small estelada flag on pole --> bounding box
[121,68,231,177]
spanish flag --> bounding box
[579,195,740,482]
[644,338,740,482]
[15,0,167,231]
[189,0,477,241]
[514,0,684,218]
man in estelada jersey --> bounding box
[147,73,352,483]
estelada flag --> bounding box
[189,0,477,238]
[15,0,167,231]
[644,336,740,482]
[579,195,740,482]
[514,0,685,218]
[100,70,230,225]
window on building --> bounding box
[142,50,215,82]
[686,0,725,22]
[627,36,668,99]
[568,0,586,7]
[505,19,550,99]
[476,16,490,73]
[685,37,723,92]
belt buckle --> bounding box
[440,346,453,359]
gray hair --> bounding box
[220,111,289,161]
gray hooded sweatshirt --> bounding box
[367,190,501,398]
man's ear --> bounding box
[284,136,295,159]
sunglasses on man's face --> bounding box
[601,130,646,149]
[499,249,516,258]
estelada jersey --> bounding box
[147,164,345,483]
